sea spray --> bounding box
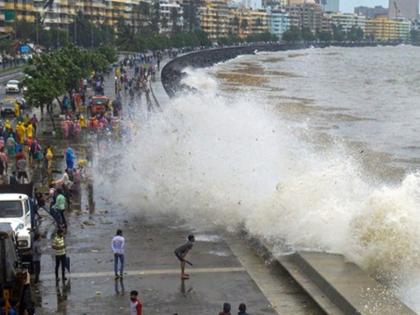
[94,67,420,311]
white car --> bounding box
[5,80,20,94]
[0,194,33,253]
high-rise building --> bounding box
[262,0,287,9]
[182,0,202,31]
[354,6,388,18]
[267,8,289,37]
[199,0,231,40]
[389,0,419,21]
[288,0,315,4]
[286,2,322,33]
[315,0,338,12]
[159,0,184,35]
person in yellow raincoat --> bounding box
[14,101,20,118]
[79,115,87,129]
[4,119,11,131]
[26,123,33,140]
[46,145,54,178]
[16,123,25,144]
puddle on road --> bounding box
[195,234,222,242]
[208,250,230,257]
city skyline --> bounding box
[342,0,387,13]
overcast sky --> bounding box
[341,0,388,13]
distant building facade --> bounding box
[315,0,339,13]
[262,0,287,8]
[365,16,411,41]
[286,2,322,33]
[354,6,388,19]
[159,0,184,35]
[267,8,289,37]
[0,0,152,33]
[389,0,419,21]
[330,13,366,32]
[199,0,231,40]
[230,8,268,38]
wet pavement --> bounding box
[36,210,279,314]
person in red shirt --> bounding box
[129,290,142,315]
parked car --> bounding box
[0,98,16,117]
[5,80,20,94]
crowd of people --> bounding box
[0,101,46,184]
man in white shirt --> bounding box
[111,229,125,279]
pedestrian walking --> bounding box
[52,229,67,283]
[238,303,249,315]
[65,146,75,170]
[33,233,42,283]
[174,234,195,280]
[112,229,125,279]
[54,189,67,228]
[129,290,142,315]
[219,303,231,315]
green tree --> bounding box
[282,26,301,42]
[347,26,364,42]
[332,24,346,42]
[317,31,332,42]
[301,27,314,41]
[116,17,136,50]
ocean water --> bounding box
[95,46,420,312]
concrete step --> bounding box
[289,251,416,315]
[278,254,345,315]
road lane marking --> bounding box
[41,267,246,280]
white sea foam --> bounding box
[95,67,420,311]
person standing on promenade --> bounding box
[174,234,195,280]
[52,229,67,283]
[65,146,75,170]
[129,290,142,315]
[112,229,125,279]
[54,189,67,228]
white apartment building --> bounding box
[267,8,289,38]
[159,0,184,34]
[330,13,366,32]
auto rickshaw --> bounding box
[89,96,110,116]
